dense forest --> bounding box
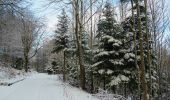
[1,0,170,100]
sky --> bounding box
[28,0,59,40]
[28,0,119,39]
[28,0,170,41]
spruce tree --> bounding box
[53,9,69,82]
[93,2,130,92]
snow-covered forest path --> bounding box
[0,73,98,100]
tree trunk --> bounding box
[63,51,66,82]
[103,73,106,90]
[130,0,141,99]
[24,52,29,72]
[136,1,148,100]
[74,0,86,90]
[120,2,124,20]
[144,0,152,99]
[90,0,94,93]
[124,83,127,98]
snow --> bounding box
[123,70,131,74]
[151,76,157,81]
[93,89,126,100]
[0,73,99,100]
[124,54,130,59]
[106,36,122,45]
[92,61,104,68]
[108,37,114,43]
[145,73,149,79]
[0,66,24,80]
[120,75,129,81]
[110,75,129,86]
[106,69,113,75]
[100,15,106,20]
[128,58,134,62]
[45,66,54,71]
[112,43,120,47]
[102,35,113,40]
[124,53,135,59]
[98,69,105,74]
[120,49,129,53]
[110,76,121,85]
[94,51,109,58]
[126,32,133,37]
[110,60,124,65]
[108,51,115,54]
[137,56,141,60]
[0,66,27,86]
[0,75,25,86]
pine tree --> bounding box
[53,9,69,82]
[51,61,59,74]
[93,2,130,92]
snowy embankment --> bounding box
[0,73,99,100]
[0,66,27,86]
[93,89,126,100]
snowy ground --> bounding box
[0,66,24,80]
[0,73,99,100]
[0,66,26,86]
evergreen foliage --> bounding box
[53,9,69,53]
[122,0,158,97]
[93,2,132,92]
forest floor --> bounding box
[0,73,99,100]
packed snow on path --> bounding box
[0,73,99,100]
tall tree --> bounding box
[121,0,158,99]
[136,1,148,99]
[90,0,94,93]
[72,0,86,90]
[53,9,69,82]
[20,14,40,72]
[93,3,131,93]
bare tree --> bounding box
[19,13,43,72]
[136,1,148,100]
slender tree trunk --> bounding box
[103,73,106,90]
[157,43,162,99]
[120,2,124,21]
[74,0,86,90]
[144,0,152,99]
[124,83,127,98]
[130,0,141,99]
[24,52,29,72]
[90,0,94,93]
[136,1,148,100]
[149,1,159,99]
[63,51,66,82]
